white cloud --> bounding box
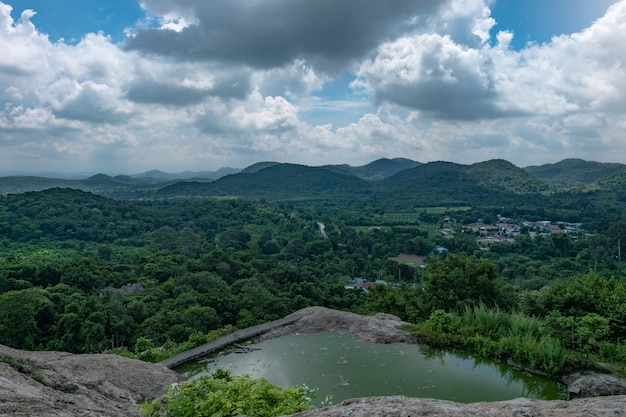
[353,33,500,119]
[1,0,626,173]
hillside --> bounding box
[2,159,626,205]
[0,170,235,198]
[323,158,421,180]
[131,167,239,181]
[467,159,553,194]
[156,163,373,201]
[524,159,624,188]
[377,161,500,208]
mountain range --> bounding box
[1,158,625,203]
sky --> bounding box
[0,0,624,175]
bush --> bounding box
[139,369,315,417]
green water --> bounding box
[178,331,567,405]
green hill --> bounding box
[156,163,373,201]
[467,159,553,194]
[524,159,624,188]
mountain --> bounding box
[156,163,373,201]
[374,160,559,209]
[0,176,79,195]
[597,165,626,191]
[524,159,624,188]
[381,161,466,188]
[377,161,494,208]
[3,158,626,202]
[323,158,421,180]
[467,159,553,194]
[0,174,167,198]
[240,162,281,174]
[131,167,240,181]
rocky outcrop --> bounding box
[259,306,415,344]
[2,307,626,417]
[288,395,626,417]
[0,344,185,417]
[564,371,626,398]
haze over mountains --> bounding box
[1,158,625,200]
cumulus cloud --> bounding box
[125,0,447,71]
[353,0,626,123]
[1,0,626,173]
[352,34,502,120]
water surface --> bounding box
[178,330,567,405]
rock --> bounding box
[259,306,416,344]
[0,344,186,417]
[564,371,626,398]
[3,307,626,417]
[287,395,626,417]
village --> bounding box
[441,214,584,246]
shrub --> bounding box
[139,369,315,417]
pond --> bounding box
[177,330,568,406]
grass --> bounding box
[408,306,569,376]
[0,354,47,384]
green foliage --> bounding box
[419,254,514,315]
[411,304,566,376]
[139,370,315,417]
[1,184,626,376]
[0,288,53,350]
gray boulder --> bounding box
[564,371,626,398]
[0,344,185,417]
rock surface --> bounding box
[288,395,626,417]
[0,344,185,417]
[564,371,626,398]
[2,307,626,417]
[259,306,416,344]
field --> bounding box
[376,207,471,224]
[388,254,426,266]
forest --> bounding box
[2,158,626,380]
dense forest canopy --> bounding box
[1,158,626,376]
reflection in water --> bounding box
[177,331,568,405]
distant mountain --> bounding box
[324,158,421,180]
[524,159,624,188]
[84,174,147,186]
[381,161,466,189]
[4,159,626,202]
[157,163,372,201]
[377,161,489,208]
[131,167,240,181]
[467,159,553,194]
[375,160,557,209]
[240,162,281,174]
[130,170,176,180]
[597,165,626,191]
[0,176,79,195]
[0,167,240,197]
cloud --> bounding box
[125,0,448,71]
[353,0,626,122]
[353,33,503,120]
[1,0,626,173]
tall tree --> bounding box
[419,254,514,315]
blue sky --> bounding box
[1,0,624,174]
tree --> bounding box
[419,254,513,315]
[587,234,610,271]
[0,289,53,350]
[576,313,610,356]
[608,221,626,264]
